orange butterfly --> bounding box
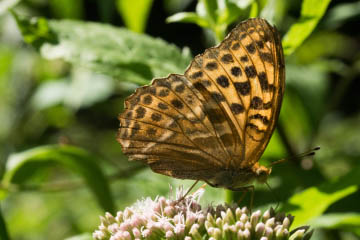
[117,18,285,191]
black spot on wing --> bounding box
[259,52,273,64]
[250,97,272,109]
[232,43,240,50]
[206,62,218,70]
[151,113,162,122]
[230,103,245,114]
[231,67,242,77]
[216,75,229,88]
[143,95,152,104]
[221,54,234,64]
[249,114,269,124]
[256,40,264,49]
[246,43,256,54]
[240,55,248,62]
[158,102,168,110]
[234,82,251,96]
[136,107,146,119]
[258,72,269,91]
[175,84,185,93]
[244,66,257,78]
[171,99,184,109]
[191,71,203,79]
[158,89,170,97]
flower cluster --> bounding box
[93,188,312,240]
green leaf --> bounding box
[13,13,191,85]
[166,12,210,28]
[11,13,58,50]
[0,207,10,240]
[2,145,115,213]
[282,0,332,56]
[309,213,360,235]
[199,0,218,23]
[116,0,153,33]
[280,166,360,228]
[324,1,360,29]
[249,0,268,18]
[31,68,115,110]
[217,0,244,25]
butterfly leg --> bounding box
[230,185,255,213]
[176,180,200,203]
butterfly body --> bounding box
[205,163,272,189]
[118,18,285,189]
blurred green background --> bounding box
[0,0,359,239]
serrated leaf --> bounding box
[13,13,191,85]
[2,145,115,213]
[282,0,332,56]
[280,166,360,228]
[166,12,210,28]
[116,0,153,33]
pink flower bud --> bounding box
[166,230,174,238]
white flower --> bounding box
[93,187,313,240]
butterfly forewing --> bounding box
[118,18,285,183]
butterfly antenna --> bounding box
[270,146,320,166]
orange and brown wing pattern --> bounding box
[118,18,284,179]
[236,18,285,168]
[118,74,231,179]
[185,18,285,169]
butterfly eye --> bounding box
[256,167,271,183]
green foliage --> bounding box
[309,213,360,235]
[282,0,332,55]
[11,13,58,50]
[167,0,253,43]
[14,14,191,85]
[281,166,360,228]
[116,0,153,33]
[2,145,115,213]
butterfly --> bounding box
[117,18,285,191]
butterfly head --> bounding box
[253,164,272,183]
